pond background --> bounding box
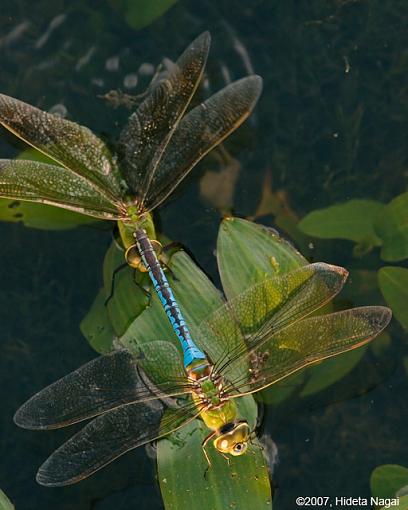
[0,1,407,508]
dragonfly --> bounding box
[0,32,262,368]
[14,261,392,486]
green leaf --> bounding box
[371,465,408,499]
[378,267,408,330]
[103,241,150,336]
[0,490,14,510]
[217,216,374,403]
[17,147,55,165]
[0,148,97,230]
[298,199,384,250]
[158,396,272,510]
[0,198,97,230]
[217,217,307,299]
[110,0,178,30]
[380,495,408,510]
[80,289,116,353]
[375,192,408,261]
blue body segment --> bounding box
[135,229,206,368]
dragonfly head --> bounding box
[214,421,250,457]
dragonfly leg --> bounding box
[105,262,127,305]
[105,265,151,306]
[202,431,216,478]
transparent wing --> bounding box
[225,306,392,395]
[118,32,210,195]
[0,159,120,219]
[36,400,202,486]
[14,343,191,430]
[143,75,263,212]
[0,94,123,200]
[193,263,348,377]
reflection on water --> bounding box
[0,1,407,508]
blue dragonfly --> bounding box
[0,32,262,369]
[14,261,391,485]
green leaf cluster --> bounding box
[371,464,408,509]
[0,148,96,230]
[299,194,408,329]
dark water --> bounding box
[0,1,407,508]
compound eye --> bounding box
[233,442,247,455]
[125,245,142,269]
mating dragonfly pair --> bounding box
[0,33,391,486]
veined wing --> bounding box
[36,398,202,486]
[14,343,191,430]
[194,263,348,375]
[224,306,392,396]
[118,32,210,195]
[0,94,123,200]
[142,75,263,212]
[0,159,121,220]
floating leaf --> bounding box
[80,289,116,354]
[298,199,384,254]
[0,490,14,510]
[217,217,307,299]
[0,148,97,230]
[371,465,408,499]
[0,198,97,230]
[158,396,272,510]
[103,241,150,336]
[375,192,408,261]
[378,267,408,329]
[380,495,408,510]
[110,0,178,30]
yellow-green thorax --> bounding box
[118,205,156,251]
[188,363,250,457]
[116,204,159,271]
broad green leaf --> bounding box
[0,148,98,230]
[0,198,97,230]
[298,199,384,253]
[375,192,408,261]
[0,490,14,510]
[80,289,116,353]
[371,465,408,499]
[217,216,307,299]
[378,267,408,330]
[103,241,150,336]
[217,216,374,403]
[17,146,56,165]
[110,0,178,30]
[380,495,408,510]
[158,396,272,510]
